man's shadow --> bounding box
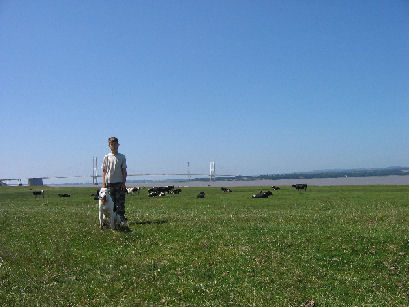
[115,220,168,232]
[117,225,133,232]
[129,220,168,226]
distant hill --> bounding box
[180,166,409,182]
[239,166,409,181]
[125,166,409,184]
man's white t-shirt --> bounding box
[102,153,127,184]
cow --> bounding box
[197,192,205,198]
[126,187,140,195]
[58,193,71,197]
[33,190,44,198]
[271,186,280,190]
[252,191,273,198]
[149,191,166,197]
[148,186,174,194]
[221,187,232,192]
[172,189,182,194]
[292,184,308,191]
[91,189,101,200]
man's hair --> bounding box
[108,137,119,144]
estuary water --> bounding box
[43,175,409,187]
[134,175,409,188]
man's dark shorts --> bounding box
[106,182,126,217]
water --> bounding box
[130,175,409,187]
[23,175,408,187]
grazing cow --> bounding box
[252,191,273,198]
[126,187,140,195]
[91,189,100,200]
[149,191,166,197]
[58,193,71,197]
[197,192,205,198]
[33,190,44,198]
[172,189,182,194]
[271,186,280,190]
[292,184,308,191]
[148,186,174,194]
[221,187,232,192]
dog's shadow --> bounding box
[129,220,168,226]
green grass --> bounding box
[1,185,408,306]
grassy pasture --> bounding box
[0,185,408,306]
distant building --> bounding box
[0,180,7,186]
[28,178,43,186]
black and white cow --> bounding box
[271,186,280,190]
[149,191,166,197]
[221,187,232,192]
[148,186,174,194]
[172,189,182,194]
[126,187,141,195]
[91,189,100,200]
[32,190,45,198]
[252,191,273,198]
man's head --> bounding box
[108,137,119,154]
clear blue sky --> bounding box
[1,0,408,182]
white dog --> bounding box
[98,188,121,230]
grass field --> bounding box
[1,185,408,306]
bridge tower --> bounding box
[187,161,191,181]
[209,162,215,183]
[92,156,98,185]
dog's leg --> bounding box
[99,208,104,230]
[110,213,115,230]
[115,213,121,229]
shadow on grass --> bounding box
[118,225,132,232]
[130,220,168,226]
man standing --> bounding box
[102,137,128,225]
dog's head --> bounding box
[98,188,110,204]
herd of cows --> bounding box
[133,184,308,199]
[31,183,308,199]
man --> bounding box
[102,137,128,225]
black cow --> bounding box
[292,184,307,191]
[252,191,272,198]
[271,186,280,190]
[33,190,44,198]
[58,193,71,197]
[197,192,205,198]
[221,187,232,192]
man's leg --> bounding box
[109,184,127,225]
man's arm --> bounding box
[102,170,107,188]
